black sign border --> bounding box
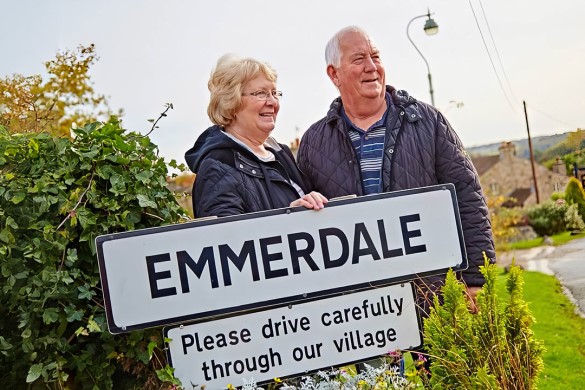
[96,183,467,333]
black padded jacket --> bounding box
[297,86,495,287]
[185,126,309,218]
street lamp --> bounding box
[406,10,439,106]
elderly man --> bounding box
[297,26,495,313]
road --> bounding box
[498,237,585,317]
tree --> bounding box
[0,44,115,137]
[564,129,585,151]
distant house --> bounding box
[289,137,300,158]
[471,141,569,207]
[167,172,195,217]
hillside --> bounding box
[467,132,569,160]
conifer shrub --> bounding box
[564,177,585,220]
[233,261,546,390]
[0,119,186,389]
[422,260,545,389]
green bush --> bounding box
[423,261,545,389]
[565,203,585,231]
[0,119,186,389]
[487,196,527,246]
[564,177,585,219]
[550,191,565,201]
[524,201,569,236]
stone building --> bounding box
[471,141,569,206]
[166,172,195,218]
[289,137,300,158]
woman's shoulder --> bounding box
[195,153,242,192]
[202,148,237,167]
[195,151,243,185]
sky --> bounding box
[2,0,584,167]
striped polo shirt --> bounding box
[342,94,391,195]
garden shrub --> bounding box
[0,119,186,389]
[565,203,585,232]
[550,191,565,201]
[423,260,545,389]
[524,200,569,236]
[487,196,527,245]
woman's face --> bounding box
[231,74,280,140]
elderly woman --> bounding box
[185,55,327,217]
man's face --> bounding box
[330,31,386,101]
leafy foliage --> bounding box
[564,203,585,231]
[0,44,115,137]
[487,196,526,246]
[0,119,186,388]
[525,200,573,236]
[423,260,545,389]
[278,361,416,389]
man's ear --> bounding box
[327,65,339,87]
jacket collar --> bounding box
[185,125,284,173]
[326,85,423,125]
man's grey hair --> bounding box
[325,26,369,68]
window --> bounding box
[489,182,499,195]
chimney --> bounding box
[498,141,515,160]
[289,137,301,158]
[552,157,566,175]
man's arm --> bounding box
[433,111,496,286]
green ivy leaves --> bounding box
[26,363,43,383]
[0,120,186,388]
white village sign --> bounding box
[96,184,466,334]
[165,283,421,389]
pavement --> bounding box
[498,237,585,318]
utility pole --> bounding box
[523,101,540,204]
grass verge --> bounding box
[499,231,585,251]
[497,268,585,388]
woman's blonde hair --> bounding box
[207,54,278,126]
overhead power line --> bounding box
[477,0,519,105]
[468,1,579,135]
[467,0,517,113]
[526,103,580,129]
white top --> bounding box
[222,131,305,197]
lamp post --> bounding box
[406,10,439,106]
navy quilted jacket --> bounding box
[297,86,495,287]
[185,126,309,218]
